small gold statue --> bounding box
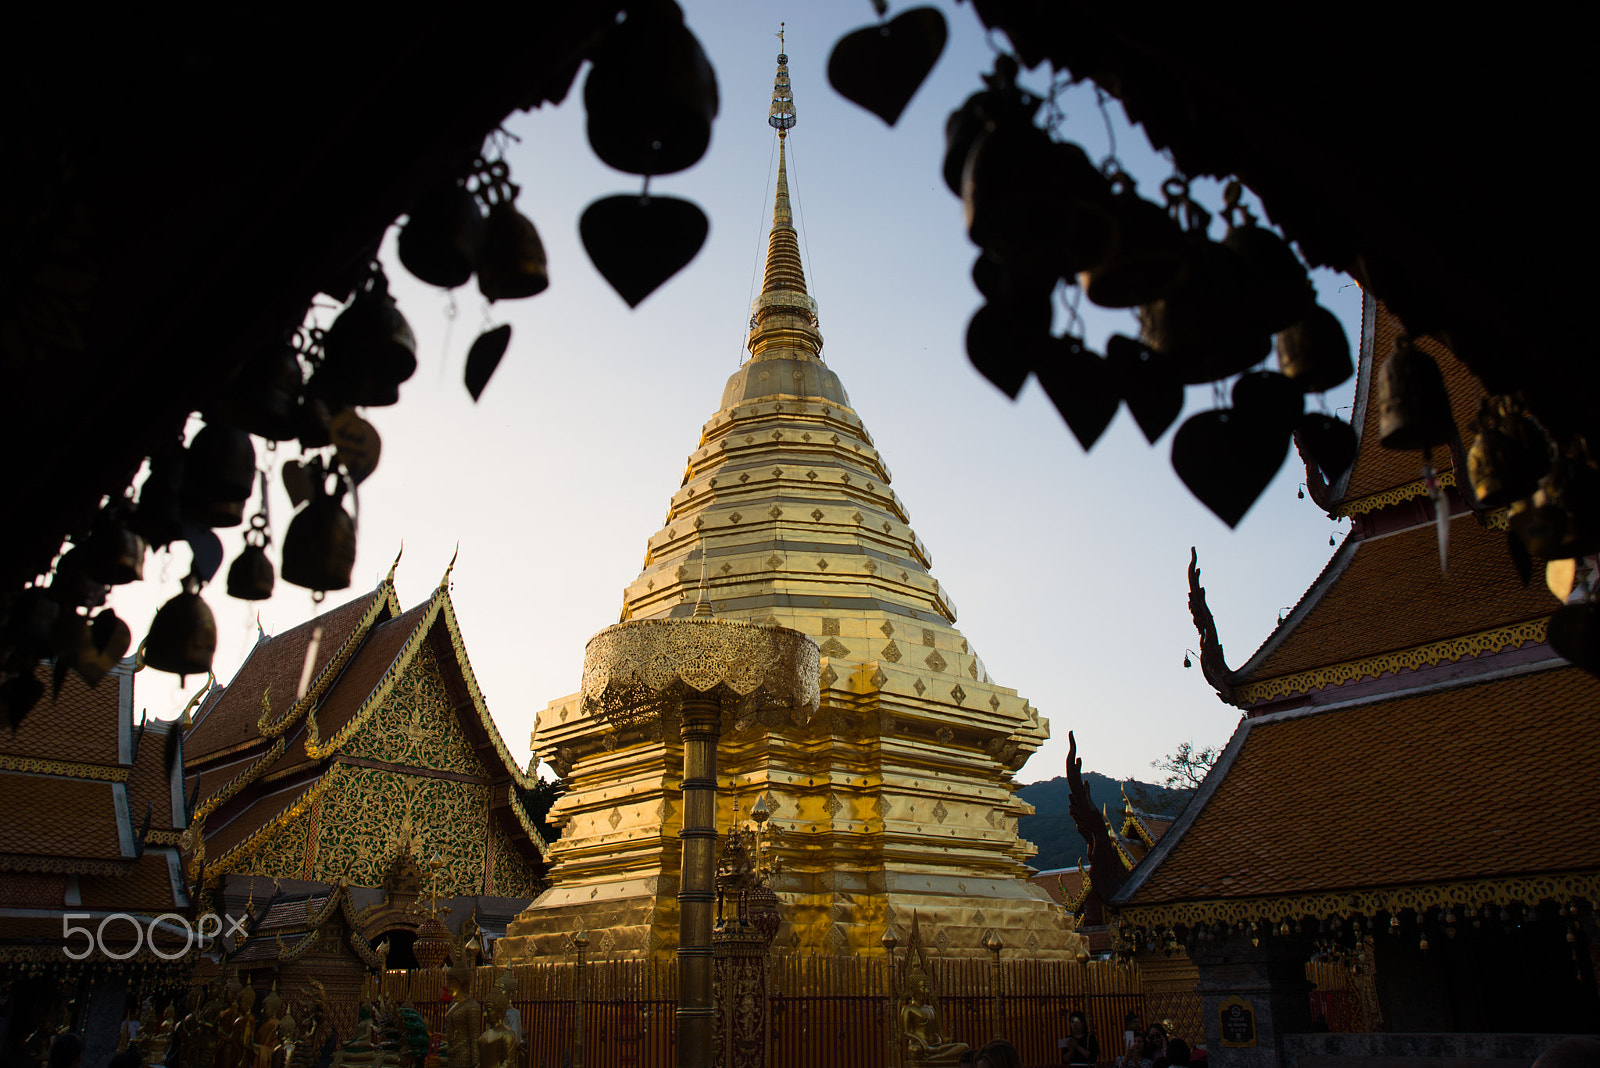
[213,983,258,1068]
[899,966,967,1067]
[441,959,481,1068]
[476,988,518,1068]
[252,983,283,1068]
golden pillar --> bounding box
[577,612,818,1068]
[677,694,720,1062]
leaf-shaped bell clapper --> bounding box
[398,179,485,289]
[584,0,719,176]
[1276,304,1352,394]
[68,610,131,688]
[281,476,356,593]
[83,504,146,586]
[180,422,256,529]
[827,6,947,127]
[313,267,417,408]
[1377,335,1455,451]
[1466,396,1548,509]
[143,578,217,681]
[477,201,549,302]
[208,336,304,441]
[1080,174,1189,309]
[580,194,709,308]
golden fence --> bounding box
[377,956,1190,1068]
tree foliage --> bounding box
[1150,740,1220,792]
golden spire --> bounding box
[748,39,823,362]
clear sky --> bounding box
[118,0,1359,784]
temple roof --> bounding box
[1235,513,1555,693]
[1114,666,1600,919]
[186,567,548,887]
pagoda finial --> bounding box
[692,543,715,618]
[749,40,823,361]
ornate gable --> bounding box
[338,642,482,776]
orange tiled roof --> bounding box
[186,587,389,762]
[1243,514,1551,681]
[1030,867,1087,908]
[265,601,432,779]
[80,851,183,910]
[1341,304,1487,504]
[4,660,126,767]
[128,721,180,832]
[0,773,125,862]
[1123,667,1600,906]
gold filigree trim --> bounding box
[1333,470,1456,517]
[201,765,345,885]
[192,738,286,824]
[305,600,442,761]
[1116,869,1600,931]
[145,830,183,846]
[0,755,129,781]
[1235,618,1549,705]
[1061,863,1092,913]
[438,595,541,793]
[257,584,395,739]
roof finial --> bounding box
[439,543,458,591]
[769,27,795,138]
[692,542,715,618]
[386,541,403,586]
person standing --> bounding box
[1063,1011,1099,1066]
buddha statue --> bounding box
[251,984,283,1068]
[899,967,967,1067]
[213,984,257,1068]
[477,989,517,1068]
[441,960,481,1068]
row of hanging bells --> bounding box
[948,58,1355,528]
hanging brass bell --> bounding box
[1377,335,1456,451]
[227,488,275,601]
[281,472,356,592]
[1466,396,1547,509]
[477,201,549,302]
[131,443,185,549]
[181,423,256,529]
[314,267,417,408]
[399,179,485,289]
[48,548,108,610]
[584,0,719,176]
[208,337,303,441]
[1219,183,1311,334]
[143,581,217,681]
[1080,175,1188,309]
[83,505,146,586]
[1139,237,1271,384]
[226,545,275,601]
[1277,305,1352,394]
[942,57,1021,196]
[962,120,1070,281]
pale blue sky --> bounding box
[123,1,1358,784]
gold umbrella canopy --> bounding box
[580,617,820,729]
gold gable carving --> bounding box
[312,767,490,897]
[339,642,482,775]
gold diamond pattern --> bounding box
[881,640,901,663]
[989,694,1001,711]
[720,563,732,574]
[819,637,850,659]
[932,800,948,824]
[739,472,751,483]
[925,650,947,672]
[807,470,818,481]
[772,467,784,477]
[816,558,829,570]
[922,628,936,647]
[950,684,966,704]
[729,512,742,524]
[880,621,895,638]
[811,508,825,520]
[819,664,838,688]
[822,618,840,636]
[852,511,864,523]
[608,807,622,830]
[936,726,954,745]
[769,505,783,519]
[913,678,926,696]
[767,554,784,569]
[870,668,888,688]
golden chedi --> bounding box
[498,47,1074,964]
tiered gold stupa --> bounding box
[496,50,1076,962]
